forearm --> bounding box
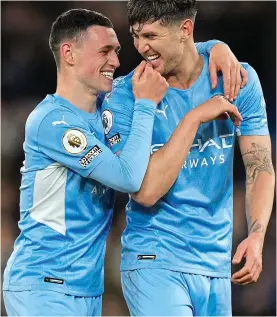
[246,172,275,244]
[90,99,156,193]
[131,112,200,206]
[240,136,275,245]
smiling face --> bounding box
[131,20,186,77]
[62,25,121,94]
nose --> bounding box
[134,38,149,55]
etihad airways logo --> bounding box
[151,133,234,169]
[189,133,234,153]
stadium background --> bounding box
[1,1,276,315]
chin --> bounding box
[101,82,113,93]
[152,63,163,73]
[155,67,165,76]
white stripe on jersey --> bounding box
[30,163,67,235]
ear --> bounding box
[60,42,75,66]
[179,19,194,41]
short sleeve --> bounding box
[195,40,223,55]
[236,64,269,136]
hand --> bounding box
[231,234,263,285]
[132,61,169,105]
[189,95,243,126]
[209,43,248,102]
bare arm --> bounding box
[232,135,275,285]
[242,136,275,235]
[131,96,242,207]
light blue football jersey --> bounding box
[3,93,156,296]
[102,54,269,278]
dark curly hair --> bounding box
[127,0,198,27]
[49,9,113,67]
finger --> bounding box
[132,61,147,81]
[228,106,243,126]
[232,254,256,280]
[222,66,231,100]
[230,105,243,120]
[216,112,229,121]
[240,67,248,88]
[233,64,242,100]
[145,62,153,72]
[232,266,250,281]
[251,266,262,283]
[237,265,261,285]
[141,62,154,78]
[232,242,247,264]
[232,262,257,284]
[229,64,237,102]
[229,112,242,127]
[209,62,217,89]
[240,280,254,286]
[232,273,253,285]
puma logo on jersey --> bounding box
[52,116,69,126]
[156,105,168,119]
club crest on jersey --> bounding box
[62,129,87,154]
[102,110,113,135]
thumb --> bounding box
[143,62,153,74]
[209,62,217,89]
[232,242,247,264]
[132,61,147,81]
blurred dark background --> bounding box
[1,1,276,316]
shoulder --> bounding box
[236,63,263,103]
[103,70,135,104]
[241,63,260,85]
[113,70,134,91]
[26,95,83,135]
[26,96,56,131]
[240,63,261,93]
[101,70,136,118]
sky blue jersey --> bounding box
[102,55,269,278]
[3,94,156,296]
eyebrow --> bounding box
[129,30,157,38]
[99,45,121,52]
[142,32,157,37]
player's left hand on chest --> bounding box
[209,43,248,103]
[231,234,263,285]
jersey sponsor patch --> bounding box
[44,277,64,284]
[137,255,156,260]
[108,133,121,146]
[102,110,113,135]
[79,145,102,168]
[62,129,87,154]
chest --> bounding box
[152,89,236,156]
[87,115,105,143]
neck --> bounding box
[56,70,98,113]
[165,44,204,90]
